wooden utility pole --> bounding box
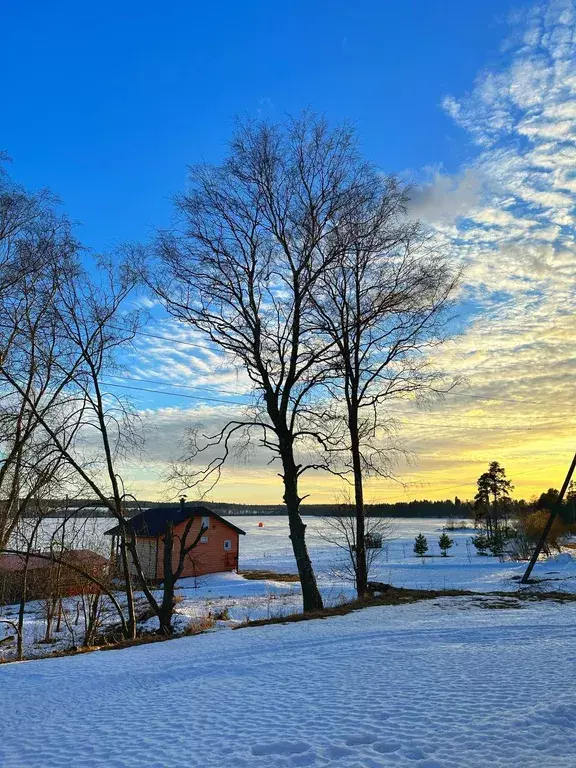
[521,452,576,584]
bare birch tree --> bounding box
[0,258,144,638]
[311,178,457,597]
[0,166,81,550]
[150,114,385,611]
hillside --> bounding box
[1,597,574,767]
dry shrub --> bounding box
[520,509,574,549]
[210,607,230,621]
[183,616,216,636]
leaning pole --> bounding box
[521,451,576,584]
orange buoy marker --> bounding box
[258,522,264,527]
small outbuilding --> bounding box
[104,502,245,583]
[0,549,109,605]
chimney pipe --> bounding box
[179,496,187,511]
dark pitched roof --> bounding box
[104,506,246,537]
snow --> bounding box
[231,516,576,593]
[1,596,575,767]
[3,516,576,660]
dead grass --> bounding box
[4,584,576,664]
[240,569,300,582]
[233,587,470,628]
[233,585,576,629]
[183,616,216,635]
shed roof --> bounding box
[0,549,109,573]
[104,506,246,537]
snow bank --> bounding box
[1,597,575,767]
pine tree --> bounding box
[438,532,453,557]
[472,532,489,555]
[474,461,514,539]
[413,533,428,558]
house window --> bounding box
[200,536,208,544]
[202,516,210,529]
[224,539,232,551]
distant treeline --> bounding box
[25,497,475,519]
[219,499,474,518]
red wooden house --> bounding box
[105,503,245,583]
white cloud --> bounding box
[123,1,576,503]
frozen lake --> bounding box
[13,513,560,593]
[4,513,576,659]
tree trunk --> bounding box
[159,521,175,635]
[280,445,323,613]
[350,423,367,599]
[117,522,137,640]
[16,559,30,661]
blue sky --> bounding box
[4,0,529,251]
[3,0,575,503]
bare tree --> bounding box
[317,495,395,589]
[0,164,80,550]
[117,495,209,636]
[311,179,457,597]
[0,258,145,639]
[150,115,386,611]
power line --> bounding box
[120,323,549,408]
[102,378,567,431]
[114,325,217,354]
[439,391,543,406]
[113,376,557,427]
[102,381,250,407]
[110,374,249,398]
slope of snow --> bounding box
[1,597,575,767]
[3,516,576,660]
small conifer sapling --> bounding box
[414,533,428,560]
[438,532,453,557]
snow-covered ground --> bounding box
[172,516,576,628]
[227,515,576,593]
[2,516,576,661]
[1,596,575,767]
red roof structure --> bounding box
[0,549,108,573]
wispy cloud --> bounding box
[387,0,576,500]
[123,1,576,503]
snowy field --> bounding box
[1,596,575,767]
[3,516,576,661]
[171,515,576,627]
[230,515,576,592]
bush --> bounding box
[488,530,505,557]
[210,606,231,621]
[520,509,572,549]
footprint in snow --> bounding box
[251,740,311,757]
[325,745,355,758]
[344,733,378,746]
[400,747,429,760]
[372,741,402,753]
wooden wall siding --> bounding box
[132,517,239,581]
[133,538,158,580]
[157,516,239,578]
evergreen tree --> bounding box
[474,461,513,538]
[472,532,489,555]
[413,533,428,558]
[438,532,453,556]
